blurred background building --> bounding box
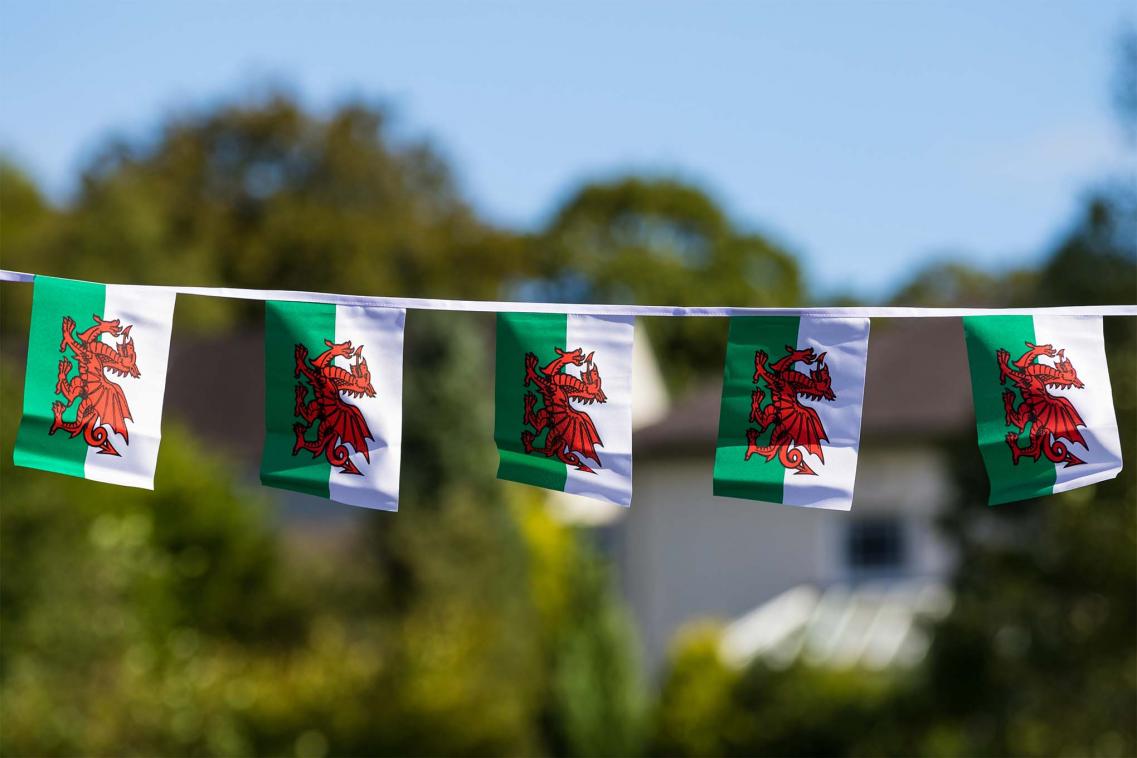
[617,319,964,674]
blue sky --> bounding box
[1,2,1132,298]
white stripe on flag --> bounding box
[562,314,634,507]
[84,285,176,490]
[781,318,870,511]
[1031,315,1122,494]
[327,306,404,511]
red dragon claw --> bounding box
[56,358,72,393]
[744,428,760,460]
[60,316,76,351]
[1005,432,1021,464]
[292,423,308,455]
[294,344,308,377]
[49,401,66,435]
[749,388,765,423]
[524,352,540,385]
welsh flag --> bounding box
[963,314,1122,505]
[14,276,176,489]
[260,301,405,511]
[495,312,634,506]
[713,316,870,510]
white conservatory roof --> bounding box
[719,580,954,671]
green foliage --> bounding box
[0,93,645,756]
[649,625,920,758]
[0,314,644,755]
[647,190,1137,758]
[0,94,528,334]
[917,191,1137,757]
[888,260,1039,308]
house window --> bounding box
[846,517,906,573]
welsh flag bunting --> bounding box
[713,316,870,510]
[963,315,1122,505]
[260,301,405,511]
[495,312,634,506]
[14,276,176,489]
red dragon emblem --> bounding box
[292,339,376,475]
[998,342,1087,467]
[522,347,607,473]
[50,314,139,456]
[745,346,835,476]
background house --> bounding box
[579,318,973,673]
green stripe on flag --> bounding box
[14,276,106,479]
[713,316,802,503]
[260,300,336,499]
[495,312,569,492]
[963,315,1057,505]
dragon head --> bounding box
[803,352,835,401]
[571,351,607,405]
[1045,348,1084,389]
[345,345,377,398]
[107,325,141,379]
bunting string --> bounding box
[3,270,1135,318]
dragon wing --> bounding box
[1030,394,1087,448]
[87,380,133,441]
[781,402,829,462]
[550,407,604,465]
[328,402,375,462]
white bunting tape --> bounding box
[2,269,1135,318]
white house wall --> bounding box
[617,445,957,674]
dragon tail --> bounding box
[1044,437,1084,467]
[746,435,817,476]
[326,443,362,475]
[83,422,120,456]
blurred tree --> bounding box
[1113,24,1137,146]
[0,314,644,756]
[0,160,56,332]
[647,624,925,758]
[646,191,1136,758]
[918,190,1136,757]
[534,178,802,389]
[0,92,644,756]
[887,259,1038,308]
[0,92,529,333]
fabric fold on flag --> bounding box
[14,276,176,489]
[260,301,405,511]
[963,314,1122,505]
[495,312,634,506]
[713,316,870,511]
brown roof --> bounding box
[637,318,975,455]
